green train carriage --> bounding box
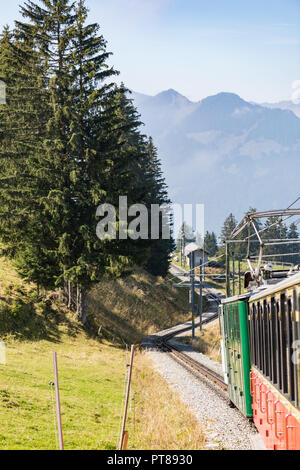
[219,294,252,417]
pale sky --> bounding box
[2,0,300,103]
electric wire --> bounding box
[155,253,225,287]
[230,195,300,243]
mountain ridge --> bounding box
[130,89,300,234]
[132,89,300,119]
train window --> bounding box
[280,293,288,395]
[275,299,282,390]
[263,300,270,378]
[287,297,295,403]
[251,304,257,365]
[270,298,277,385]
[255,302,261,371]
[250,304,256,365]
[258,302,264,373]
[268,301,274,382]
[259,302,265,374]
[249,305,253,363]
[295,292,300,408]
[253,290,299,406]
[253,304,257,366]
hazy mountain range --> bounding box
[261,100,300,118]
[131,89,300,235]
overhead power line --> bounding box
[229,195,300,242]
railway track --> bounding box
[153,312,228,393]
[149,263,227,392]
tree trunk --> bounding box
[81,291,88,325]
[77,287,88,326]
[76,284,80,316]
[68,280,71,309]
[77,288,82,319]
[63,280,68,306]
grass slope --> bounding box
[0,257,205,450]
[88,267,192,344]
[130,353,205,450]
[0,332,125,449]
[177,322,222,363]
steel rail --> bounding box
[153,309,228,393]
[152,263,228,391]
[157,339,228,392]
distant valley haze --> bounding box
[130,88,300,235]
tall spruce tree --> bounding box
[1,0,175,322]
[143,137,175,277]
[220,213,237,244]
[263,217,288,263]
[12,0,81,297]
[204,231,218,256]
[0,25,60,289]
[96,85,153,268]
[13,1,136,319]
[233,207,262,260]
[288,223,300,264]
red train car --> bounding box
[251,368,300,450]
[248,274,300,450]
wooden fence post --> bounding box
[121,431,129,450]
[53,352,64,450]
[119,345,135,450]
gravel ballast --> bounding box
[142,321,260,450]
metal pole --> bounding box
[203,243,205,282]
[180,237,183,266]
[199,259,203,335]
[190,251,195,339]
[232,252,235,296]
[119,345,135,450]
[53,352,64,450]
[238,260,241,295]
[226,242,230,297]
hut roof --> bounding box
[184,242,209,257]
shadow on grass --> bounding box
[86,272,192,348]
[87,294,145,348]
[0,294,81,343]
